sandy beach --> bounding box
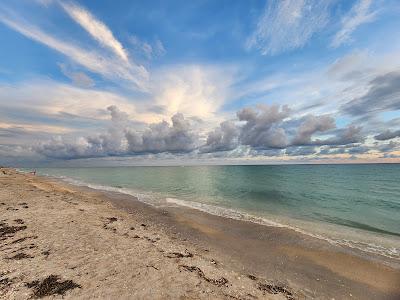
[1,167,399,299]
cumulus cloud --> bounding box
[321,125,365,146]
[247,0,332,55]
[331,0,377,48]
[342,72,400,116]
[374,129,400,141]
[35,108,198,159]
[125,113,198,153]
[31,104,372,161]
[200,121,239,153]
[237,104,290,149]
[292,114,336,145]
[35,105,130,159]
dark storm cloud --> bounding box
[374,129,400,141]
[342,71,400,116]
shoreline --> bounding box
[1,168,400,299]
[40,169,400,263]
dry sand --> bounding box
[0,168,399,299]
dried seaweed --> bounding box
[247,274,257,281]
[179,265,228,287]
[257,282,294,299]
[166,250,193,258]
[7,252,33,260]
[26,275,81,298]
[0,221,26,238]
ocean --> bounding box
[31,164,400,260]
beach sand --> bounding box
[0,168,399,299]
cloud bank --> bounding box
[32,103,398,161]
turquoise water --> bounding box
[33,164,400,259]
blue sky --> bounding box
[0,0,400,166]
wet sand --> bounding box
[1,168,399,299]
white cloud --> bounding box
[129,35,153,59]
[154,38,166,56]
[0,80,139,121]
[35,0,53,7]
[0,9,148,90]
[0,122,73,134]
[60,1,129,62]
[247,0,332,55]
[58,63,94,88]
[331,0,377,48]
[150,64,236,125]
[129,35,166,60]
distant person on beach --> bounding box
[31,170,36,175]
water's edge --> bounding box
[29,169,399,262]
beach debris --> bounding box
[247,274,257,281]
[166,249,193,258]
[41,250,50,258]
[26,275,81,298]
[257,282,294,299]
[130,226,135,230]
[13,219,24,224]
[133,235,140,238]
[146,264,159,271]
[179,265,228,287]
[140,223,147,228]
[107,217,118,223]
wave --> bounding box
[41,172,400,261]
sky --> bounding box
[0,0,400,166]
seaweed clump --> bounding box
[179,265,228,287]
[26,275,81,298]
[257,282,294,299]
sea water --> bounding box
[32,164,400,260]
